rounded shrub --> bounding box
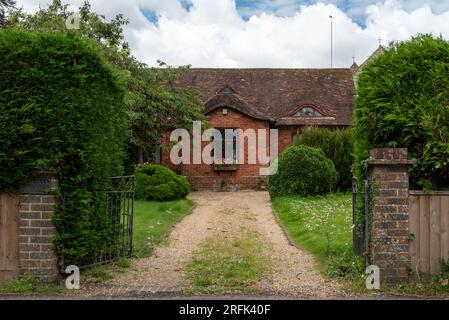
[295,127,354,192]
[134,164,190,201]
[269,145,338,198]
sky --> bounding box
[16,0,449,68]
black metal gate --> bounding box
[60,176,135,270]
[352,177,369,261]
[105,176,135,261]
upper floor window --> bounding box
[293,107,322,117]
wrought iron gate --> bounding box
[61,176,135,270]
[105,176,135,261]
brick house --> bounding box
[161,67,356,191]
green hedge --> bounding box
[0,30,127,265]
[355,35,449,191]
[134,164,190,201]
[269,145,338,198]
[353,34,449,233]
[295,127,354,191]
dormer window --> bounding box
[293,106,322,117]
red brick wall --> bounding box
[161,109,346,190]
[278,126,302,153]
[162,107,273,190]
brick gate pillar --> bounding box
[18,172,59,283]
[368,148,415,284]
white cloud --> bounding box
[16,0,449,68]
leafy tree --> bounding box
[354,34,449,191]
[0,0,15,27]
[8,0,205,166]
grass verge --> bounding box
[272,193,363,275]
[133,199,195,257]
[185,231,270,294]
[272,193,449,297]
[0,276,63,294]
[81,258,132,284]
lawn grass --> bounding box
[272,193,359,274]
[0,276,64,295]
[185,231,270,294]
[272,193,449,297]
[133,199,195,258]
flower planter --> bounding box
[213,164,238,171]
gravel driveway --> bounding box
[81,191,344,298]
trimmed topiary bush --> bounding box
[269,145,338,198]
[295,127,354,192]
[0,30,127,266]
[134,164,190,201]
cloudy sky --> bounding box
[17,0,449,68]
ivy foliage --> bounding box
[354,35,449,191]
[0,29,127,265]
[269,145,338,198]
[295,127,354,192]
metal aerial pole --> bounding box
[329,14,334,68]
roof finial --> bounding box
[377,37,383,47]
[352,55,356,64]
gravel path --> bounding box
[80,191,344,298]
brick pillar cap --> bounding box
[19,171,57,195]
[368,148,416,166]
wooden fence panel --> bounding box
[0,193,20,282]
[441,197,449,264]
[419,195,430,274]
[409,195,420,274]
[409,192,449,276]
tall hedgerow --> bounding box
[0,30,127,265]
[295,127,354,191]
[353,34,449,233]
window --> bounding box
[212,128,238,164]
[293,107,322,117]
[292,132,301,143]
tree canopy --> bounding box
[0,0,15,27]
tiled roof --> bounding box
[179,68,355,126]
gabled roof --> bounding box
[179,68,355,126]
[204,90,274,121]
[359,45,384,70]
